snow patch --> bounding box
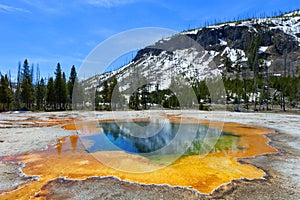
[259,46,268,54]
[283,10,300,17]
[112,48,222,91]
[181,29,199,35]
[221,47,247,62]
[219,39,227,46]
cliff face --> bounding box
[135,13,300,75]
[188,24,299,54]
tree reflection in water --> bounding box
[82,121,239,157]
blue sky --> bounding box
[0,0,300,81]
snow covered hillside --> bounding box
[83,10,300,96]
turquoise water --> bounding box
[82,121,239,157]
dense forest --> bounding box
[0,59,82,111]
[95,75,300,112]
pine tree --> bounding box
[31,64,34,84]
[68,65,77,105]
[0,75,6,111]
[61,72,68,110]
[20,59,34,110]
[97,79,113,110]
[67,65,83,110]
[95,87,102,110]
[0,75,13,111]
[141,85,149,109]
[46,77,55,110]
[102,80,109,103]
[23,59,31,80]
[15,62,22,109]
[54,63,62,109]
[129,91,140,110]
[54,63,68,110]
[224,56,233,74]
[36,78,46,110]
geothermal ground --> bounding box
[0,110,299,199]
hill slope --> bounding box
[83,11,300,109]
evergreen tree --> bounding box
[95,78,123,110]
[23,59,31,80]
[107,78,117,103]
[0,75,13,111]
[224,56,233,74]
[129,90,140,110]
[54,63,62,109]
[61,72,68,110]
[95,87,102,110]
[14,62,22,109]
[67,65,83,110]
[54,63,67,110]
[140,85,149,109]
[68,65,77,105]
[20,59,34,109]
[0,75,6,111]
[102,80,109,103]
[46,77,55,110]
[31,64,34,84]
[36,78,46,110]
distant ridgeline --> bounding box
[1,10,300,112]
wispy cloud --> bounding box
[86,0,138,8]
[0,4,31,14]
[20,0,66,15]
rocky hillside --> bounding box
[85,10,300,87]
[83,10,300,108]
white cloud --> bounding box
[86,0,138,8]
[0,4,31,13]
[20,0,66,15]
